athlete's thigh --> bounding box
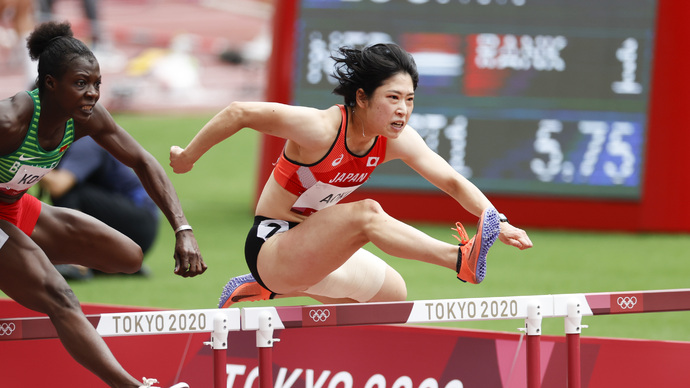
[31,203,142,268]
[0,221,73,313]
[257,201,372,291]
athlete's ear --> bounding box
[355,88,367,109]
[45,75,57,91]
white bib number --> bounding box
[257,220,290,241]
[291,181,361,213]
[3,165,52,192]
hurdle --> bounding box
[2,289,689,387]
[558,288,690,388]
[243,295,553,388]
[0,308,241,388]
[242,288,690,388]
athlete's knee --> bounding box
[355,198,385,216]
[352,199,388,229]
[387,268,407,301]
[77,233,142,274]
[105,243,143,274]
[368,267,407,303]
[120,248,144,274]
[116,236,145,272]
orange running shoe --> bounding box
[452,207,500,284]
[218,273,276,308]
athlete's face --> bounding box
[51,55,101,123]
[364,72,415,139]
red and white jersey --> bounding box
[273,105,388,216]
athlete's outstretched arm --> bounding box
[389,126,533,250]
[78,104,207,276]
[169,102,336,174]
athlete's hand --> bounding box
[173,231,207,277]
[169,146,194,174]
[498,222,533,250]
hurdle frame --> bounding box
[2,288,689,387]
[242,288,690,388]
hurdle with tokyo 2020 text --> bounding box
[423,298,519,320]
[108,313,207,334]
[97,309,225,335]
[2,290,690,387]
[409,296,535,322]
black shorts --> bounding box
[244,216,299,292]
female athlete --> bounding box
[170,43,532,308]
[0,21,203,387]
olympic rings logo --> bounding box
[308,309,331,322]
[617,296,638,309]
[0,322,16,336]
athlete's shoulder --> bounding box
[287,104,341,139]
[290,103,340,121]
[0,92,34,154]
[324,104,344,123]
[0,92,32,123]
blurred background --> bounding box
[2,2,690,386]
[1,0,688,343]
[0,0,273,112]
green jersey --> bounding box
[0,89,75,197]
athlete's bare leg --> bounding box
[0,221,142,387]
[289,265,407,303]
[32,204,144,273]
[257,199,458,295]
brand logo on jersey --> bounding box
[367,157,380,167]
[332,154,344,167]
[18,154,40,162]
[328,172,369,184]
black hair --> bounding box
[331,43,419,107]
[26,21,96,93]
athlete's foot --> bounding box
[453,207,500,284]
[218,273,277,308]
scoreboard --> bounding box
[292,0,654,200]
[260,0,690,232]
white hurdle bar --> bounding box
[0,308,241,388]
[243,288,690,388]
